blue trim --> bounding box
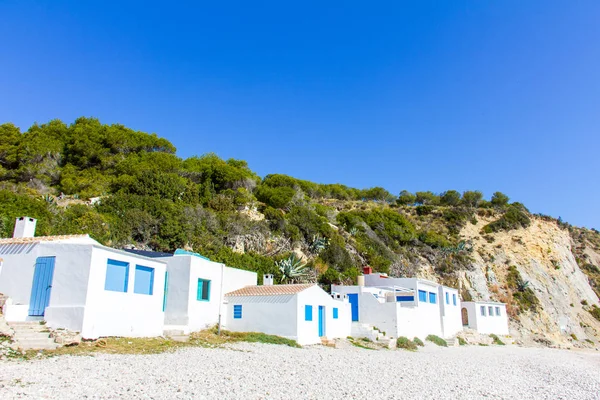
[396,295,414,302]
[174,249,211,261]
[305,305,313,321]
[134,265,154,295]
[104,259,129,292]
[347,293,359,321]
[233,304,242,319]
[333,307,339,319]
[495,306,501,316]
[29,256,56,316]
[452,293,457,306]
[428,292,437,304]
[445,292,449,304]
[418,290,427,302]
[197,278,211,301]
[162,271,169,311]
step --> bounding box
[13,331,51,339]
[168,335,189,342]
[164,329,185,337]
[12,338,58,350]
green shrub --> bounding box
[589,305,600,322]
[490,334,505,345]
[482,204,531,234]
[458,337,467,346]
[413,337,424,347]
[396,336,418,351]
[425,334,447,347]
[415,205,434,216]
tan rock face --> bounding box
[456,216,600,347]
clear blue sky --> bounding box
[1,1,599,228]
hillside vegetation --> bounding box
[1,118,599,347]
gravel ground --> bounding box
[0,343,599,399]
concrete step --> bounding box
[164,329,185,337]
[168,335,189,342]
[8,322,47,328]
[13,331,51,339]
[12,338,58,350]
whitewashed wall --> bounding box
[80,246,167,339]
[462,302,509,335]
[162,256,192,327]
[295,286,351,345]
[224,294,299,339]
[438,286,463,338]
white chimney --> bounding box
[13,216,37,238]
[263,274,274,286]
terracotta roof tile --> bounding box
[0,234,91,245]
[225,284,315,297]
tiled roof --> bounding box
[0,234,91,245]
[225,284,315,297]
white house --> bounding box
[333,268,463,340]
[0,217,167,339]
[224,277,351,345]
[156,250,257,334]
[461,301,509,335]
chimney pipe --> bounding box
[13,217,37,238]
[263,274,274,286]
[363,266,372,275]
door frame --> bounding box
[29,256,56,316]
[318,305,325,337]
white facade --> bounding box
[0,236,167,339]
[334,273,464,339]
[162,254,257,333]
[461,301,509,335]
[225,284,351,345]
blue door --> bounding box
[348,293,359,321]
[318,306,325,337]
[29,256,56,316]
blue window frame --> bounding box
[445,292,449,304]
[104,259,129,292]
[134,265,154,295]
[305,305,313,321]
[233,305,242,319]
[488,306,494,316]
[495,306,501,316]
[197,278,211,301]
[333,307,339,319]
[418,290,427,302]
[480,306,486,316]
[452,294,457,306]
[429,292,437,304]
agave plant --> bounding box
[309,235,329,254]
[277,254,311,284]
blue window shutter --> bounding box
[105,259,129,292]
[134,266,154,295]
[495,307,500,316]
[233,305,242,319]
[452,294,457,306]
[396,295,414,302]
[445,292,449,304]
[418,290,427,302]
[429,292,437,304]
[305,305,313,321]
[333,308,339,319]
[481,306,486,316]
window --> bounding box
[134,265,154,295]
[333,308,339,319]
[495,306,501,316]
[104,259,129,292]
[488,306,494,316]
[197,278,211,301]
[445,292,449,304]
[480,306,486,316]
[452,294,457,306]
[396,296,414,302]
[429,292,437,304]
[305,305,313,321]
[233,305,242,319]
[418,290,427,302]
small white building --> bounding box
[224,278,351,346]
[461,301,509,335]
[0,217,167,339]
[333,268,463,340]
[156,250,257,334]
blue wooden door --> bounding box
[318,306,325,337]
[348,293,359,321]
[29,256,56,316]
